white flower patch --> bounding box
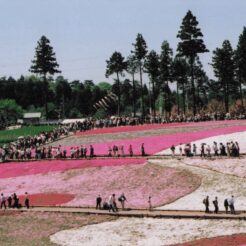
[150,159,246,211]
[158,131,246,155]
[50,218,246,246]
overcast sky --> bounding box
[0,0,246,84]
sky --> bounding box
[0,0,246,84]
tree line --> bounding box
[1,10,246,125]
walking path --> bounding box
[19,206,246,220]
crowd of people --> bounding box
[0,192,29,209]
[203,195,236,214]
[0,126,72,162]
[74,112,246,132]
[95,193,127,212]
[171,141,240,158]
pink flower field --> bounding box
[0,158,145,178]
[0,164,200,208]
[64,125,246,156]
[75,120,246,136]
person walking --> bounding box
[203,196,210,213]
[213,196,219,214]
[89,145,94,158]
[141,143,145,156]
[96,195,102,210]
[7,195,12,208]
[224,198,229,213]
[128,144,133,157]
[108,194,116,212]
[148,196,152,211]
[118,193,127,210]
[24,192,29,209]
[229,195,236,214]
[1,193,6,209]
[170,145,175,157]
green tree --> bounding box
[55,76,72,119]
[173,57,189,114]
[127,55,139,117]
[144,50,160,116]
[30,35,61,119]
[177,10,209,115]
[131,33,148,118]
[106,51,127,116]
[159,41,173,115]
[235,27,246,108]
[211,40,235,112]
[0,99,23,124]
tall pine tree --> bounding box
[235,27,246,108]
[177,10,208,115]
[30,35,61,119]
[106,51,127,116]
[211,40,235,112]
[131,33,148,118]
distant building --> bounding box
[23,112,41,124]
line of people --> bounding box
[0,192,29,209]
[96,193,127,212]
[171,141,240,158]
[203,195,236,214]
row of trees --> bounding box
[106,10,246,117]
[1,10,246,123]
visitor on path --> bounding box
[128,144,133,157]
[213,197,219,214]
[7,196,12,208]
[179,144,183,156]
[148,196,152,211]
[1,193,6,209]
[193,144,197,156]
[108,146,112,157]
[229,195,236,214]
[213,142,219,156]
[25,192,29,209]
[224,198,229,213]
[108,194,117,212]
[89,145,94,158]
[170,145,175,157]
[120,145,125,157]
[200,144,205,158]
[12,193,19,209]
[113,145,118,157]
[118,193,127,210]
[206,145,211,157]
[141,143,146,156]
[203,196,210,213]
[96,195,102,209]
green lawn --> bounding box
[0,125,56,145]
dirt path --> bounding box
[19,206,246,220]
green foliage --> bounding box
[177,10,209,58]
[0,99,23,125]
[30,35,61,77]
[97,82,112,92]
[211,40,236,112]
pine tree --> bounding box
[159,41,173,115]
[173,57,189,114]
[144,50,160,116]
[106,51,127,116]
[127,55,139,117]
[30,35,61,119]
[177,10,209,115]
[211,40,235,112]
[131,33,148,118]
[235,27,246,108]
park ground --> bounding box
[1,120,246,245]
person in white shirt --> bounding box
[228,195,235,214]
